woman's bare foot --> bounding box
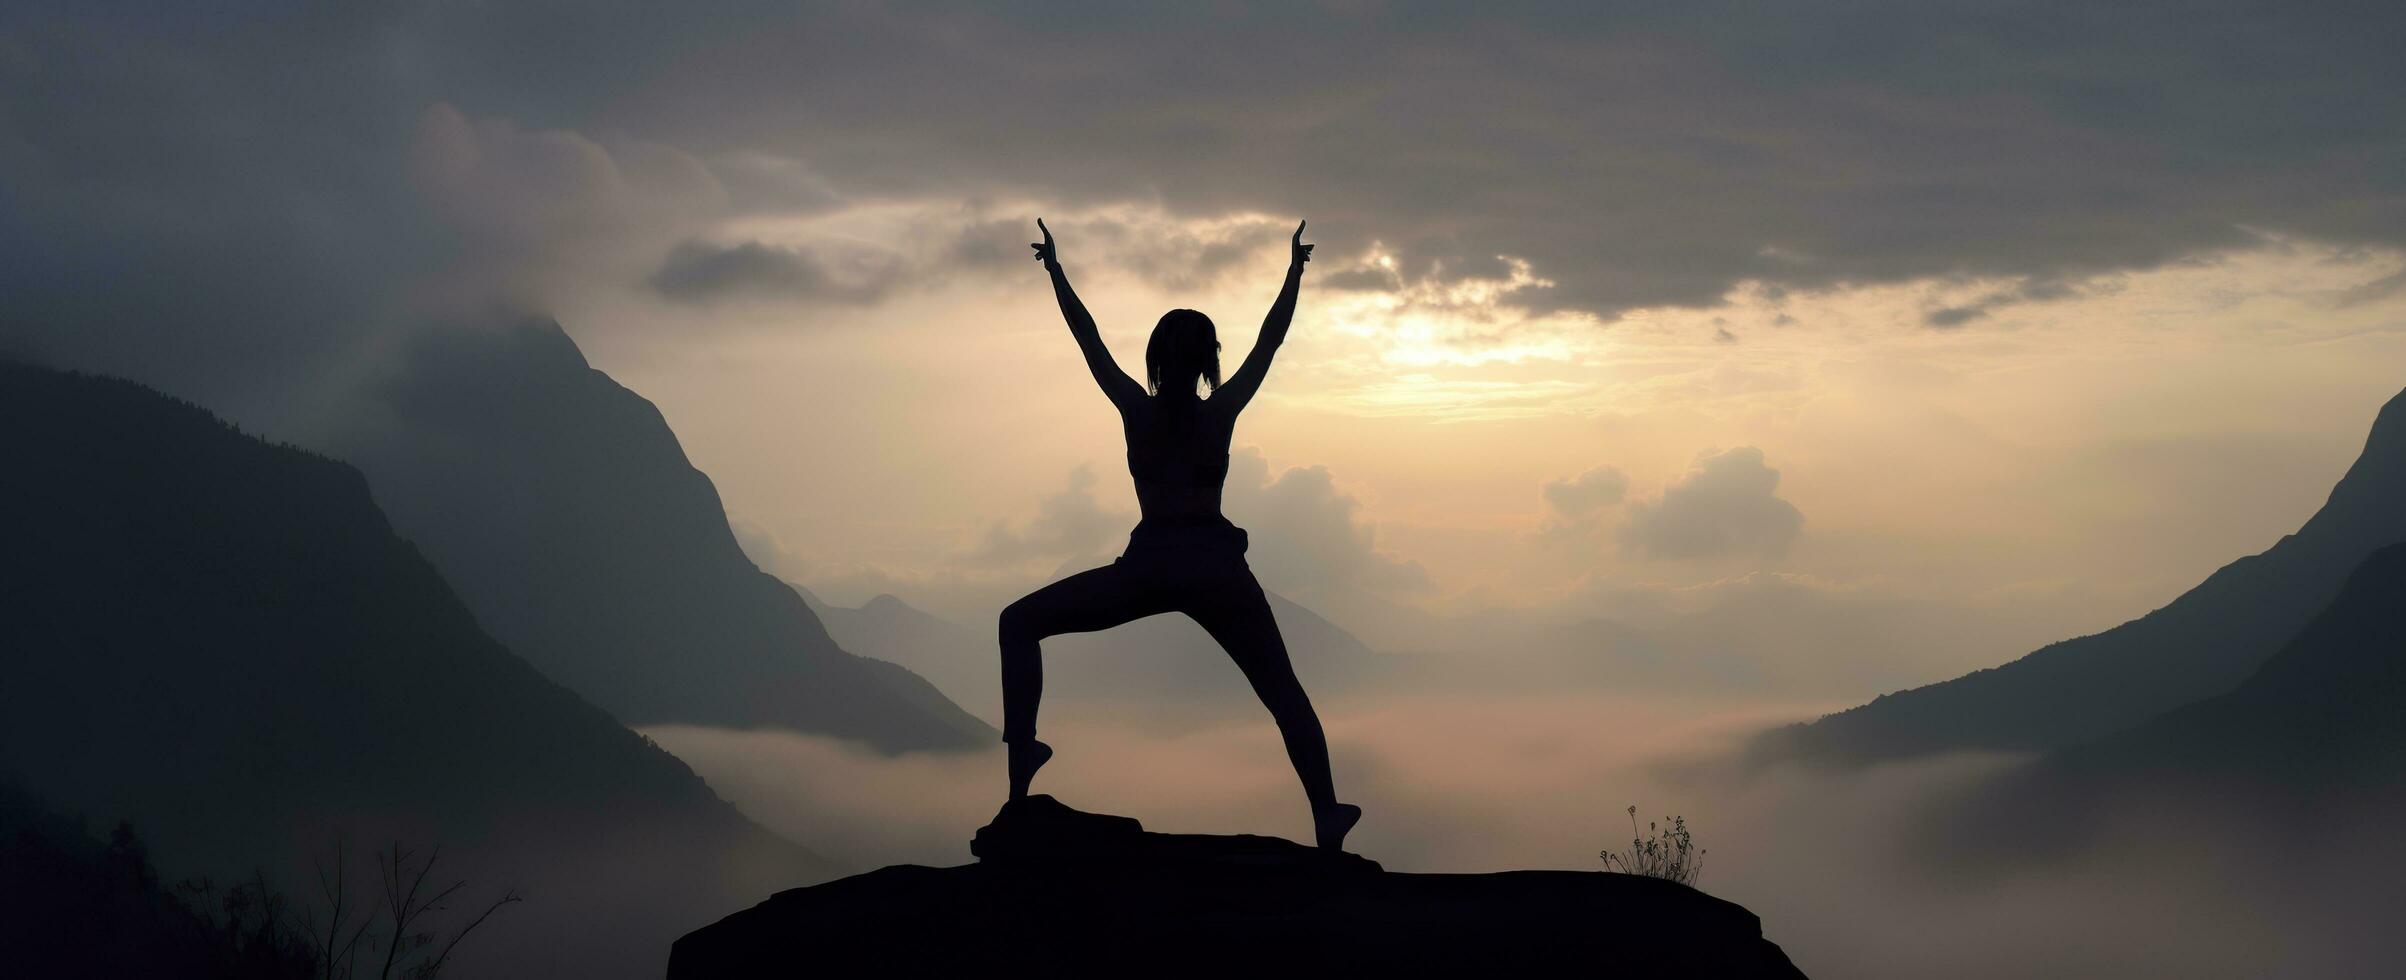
[1313,802,1362,852]
[1006,738,1053,800]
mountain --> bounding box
[1758,387,2406,765]
[324,321,991,751]
[0,362,830,978]
[803,585,1385,723]
[1,779,316,979]
[1936,542,2406,868]
[2033,542,2406,796]
[671,795,1806,978]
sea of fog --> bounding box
[649,689,2400,979]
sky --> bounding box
[6,5,2406,974]
[9,6,2403,692]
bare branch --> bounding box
[421,890,523,979]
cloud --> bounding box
[646,690,2376,980]
[1542,465,1630,520]
[1317,248,1561,325]
[9,1,2406,428]
[649,240,899,305]
[1620,447,1803,560]
[410,103,728,307]
[0,6,427,426]
[811,450,1428,630]
[969,465,1131,567]
[1921,276,2089,328]
[731,518,812,582]
[1533,462,1632,548]
[1923,306,1988,328]
[1223,448,1433,601]
[958,451,1428,600]
[1552,571,2074,696]
[1064,212,1293,293]
[938,208,1303,296]
[627,206,1296,313]
[500,3,2406,320]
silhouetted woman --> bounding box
[1000,218,1361,851]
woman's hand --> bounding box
[1031,218,1059,270]
[1290,219,1313,268]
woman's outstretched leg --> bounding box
[1186,571,1360,850]
[997,561,1172,799]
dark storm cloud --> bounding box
[4,1,2403,420]
[1924,306,1990,329]
[0,4,437,424]
[1923,276,2090,328]
[561,1,2404,314]
[649,211,1281,306]
[650,240,899,305]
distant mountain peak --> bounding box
[497,316,589,365]
[329,320,993,750]
[0,361,828,977]
[452,315,588,364]
[1946,541,2406,863]
[1760,385,2406,765]
[2299,385,2406,538]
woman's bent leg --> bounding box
[996,561,1173,797]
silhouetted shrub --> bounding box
[0,798,315,979]
[296,840,521,980]
[171,868,320,979]
[1599,805,1705,886]
[1,784,518,980]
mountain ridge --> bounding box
[2037,541,2406,791]
[1758,386,2406,765]
[0,360,830,978]
[1928,541,2406,874]
[325,320,992,752]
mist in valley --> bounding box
[651,678,2404,979]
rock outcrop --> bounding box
[671,796,1806,978]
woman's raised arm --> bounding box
[1215,220,1312,415]
[1033,218,1144,410]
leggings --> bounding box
[997,553,1338,810]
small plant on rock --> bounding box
[1599,805,1704,887]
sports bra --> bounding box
[1128,444,1229,489]
[1124,399,1232,491]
